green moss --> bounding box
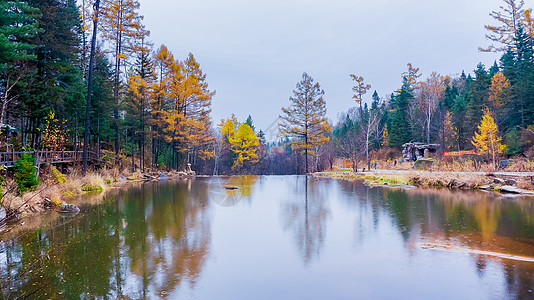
[51,166,66,184]
[81,185,103,192]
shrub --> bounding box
[14,152,39,194]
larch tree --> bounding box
[151,44,174,166]
[472,109,503,170]
[481,0,526,52]
[403,63,422,89]
[488,71,511,126]
[227,122,259,172]
[349,74,371,115]
[100,0,144,156]
[179,53,215,166]
[280,72,330,174]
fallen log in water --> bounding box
[419,242,534,263]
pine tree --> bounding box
[465,63,490,138]
[0,0,40,127]
[388,78,413,148]
[280,72,330,174]
[22,0,85,149]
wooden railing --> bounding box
[0,150,100,167]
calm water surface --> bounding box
[1,176,534,299]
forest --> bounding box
[1,0,534,176]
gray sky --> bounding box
[139,0,504,133]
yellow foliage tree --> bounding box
[229,123,259,171]
[381,124,389,147]
[489,72,511,108]
[472,109,503,169]
[41,111,69,151]
[219,117,259,172]
[442,111,459,150]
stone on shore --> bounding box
[500,185,534,195]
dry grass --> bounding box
[517,178,534,190]
[408,171,489,189]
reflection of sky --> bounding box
[2,177,534,299]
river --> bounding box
[1,176,533,299]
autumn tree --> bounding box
[488,71,511,126]
[472,109,503,169]
[281,73,330,174]
[150,44,174,165]
[403,63,422,89]
[442,111,459,150]
[349,74,371,115]
[481,0,526,52]
[100,0,145,156]
[230,123,259,172]
[179,53,215,167]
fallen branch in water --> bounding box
[419,242,534,263]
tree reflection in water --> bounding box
[0,179,212,299]
[1,177,534,299]
[380,187,534,298]
[280,177,330,265]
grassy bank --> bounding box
[0,166,151,229]
[314,169,534,193]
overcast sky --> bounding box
[138,0,504,134]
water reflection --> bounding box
[1,177,534,299]
[209,176,257,207]
[0,180,211,299]
[280,177,330,265]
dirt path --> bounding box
[368,169,534,178]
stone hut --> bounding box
[402,142,439,162]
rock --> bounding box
[498,159,513,169]
[118,175,127,182]
[505,179,518,185]
[58,203,80,214]
[494,178,505,185]
[479,185,491,190]
[500,185,534,195]
[158,173,168,181]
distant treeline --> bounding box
[1,0,533,175]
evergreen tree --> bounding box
[465,63,490,138]
[21,0,84,148]
[0,0,40,127]
[388,78,413,148]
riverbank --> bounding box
[313,169,534,195]
[0,167,194,234]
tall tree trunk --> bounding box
[83,0,100,176]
